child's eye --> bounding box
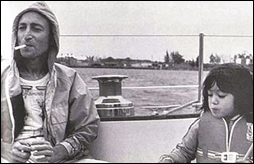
[218,95,226,98]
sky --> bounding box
[1,1,253,63]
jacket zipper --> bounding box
[222,116,243,152]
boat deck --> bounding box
[88,115,199,163]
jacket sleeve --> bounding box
[58,72,100,158]
[159,118,200,163]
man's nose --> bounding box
[24,29,33,41]
[25,34,33,41]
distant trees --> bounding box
[234,53,253,61]
[164,51,185,64]
[86,55,95,66]
[164,50,170,64]
[171,51,185,64]
[208,52,253,65]
[209,53,221,64]
[196,56,199,67]
[234,52,253,65]
[189,59,196,67]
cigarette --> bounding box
[14,45,26,50]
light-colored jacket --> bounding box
[197,112,252,163]
[159,112,253,163]
[1,1,100,161]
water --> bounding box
[74,67,208,116]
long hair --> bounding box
[201,63,253,122]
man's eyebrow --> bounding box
[18,22,26,26]
[31,23,44,28]
[18,22,44,28]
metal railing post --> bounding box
[198,33,204,103]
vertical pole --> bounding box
[198,33,204,102]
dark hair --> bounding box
[202,63,253,120]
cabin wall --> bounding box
[88,117,197,163]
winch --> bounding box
[92,75,134,117]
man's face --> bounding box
[17,12,50,59]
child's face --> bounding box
[208,82,235,118]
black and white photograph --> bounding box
[1,1,253,163]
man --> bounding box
[1,1,102,163]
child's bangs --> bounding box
[205,74,232,93]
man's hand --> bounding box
[30,140,69,163]
[11,140,32,163]
[29,140,53,163]
[48,144,69,163]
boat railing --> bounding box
[89,84,198,90]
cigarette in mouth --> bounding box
[14,45,27,50]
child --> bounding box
[159,63,253,163]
